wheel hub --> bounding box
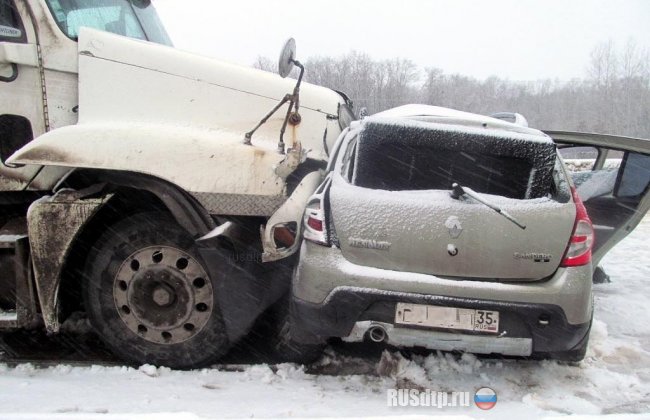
[113,246,213,345]
[152,285,173,307]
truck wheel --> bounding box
[83,212,230,369]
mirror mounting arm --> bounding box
[276,59,304,154]
[244,38,304,154]
[243,93,292,146]
[243,60,305,154]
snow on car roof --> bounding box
[370,104,552,142]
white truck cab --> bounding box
[0,0,353,368]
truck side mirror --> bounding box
[278,38,296,78]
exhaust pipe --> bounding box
[367,325,387,343]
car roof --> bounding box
[369,104,550,139]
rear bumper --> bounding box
[290,288,590,355]
[290,241,593,355]
[345,321,533,356]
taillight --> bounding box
[303,199,329,245]
[561,186,594,267]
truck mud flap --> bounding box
[27,188,111,333]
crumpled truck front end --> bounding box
[8,27,349,217]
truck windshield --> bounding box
[45,0,172,46]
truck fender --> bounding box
[79,169,216,237]
[261,170,323,262]
[6,122,287,197]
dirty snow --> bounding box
[0,218,649,419]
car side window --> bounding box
[615,152,650,199]
[0,0,26,43]
[325,128,348,172]
[559,145,624,201]
[557,145,600,171]
[340,136,357,183]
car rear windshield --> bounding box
[351,119,557,199]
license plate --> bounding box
[395,303,499,334]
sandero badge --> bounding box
[474,387,497,410]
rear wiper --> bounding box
[450,183,526,230]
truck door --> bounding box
[0,0,45,190]
[548,131,650,269]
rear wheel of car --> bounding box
[264,294,325,365]
[83,212,230,369]
[550,323,591,363]
[535,313,593,363]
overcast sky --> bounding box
[153,0,650,81]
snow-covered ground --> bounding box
[1,218,649,419]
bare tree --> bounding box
[251,39,650,138]
[252,55,276,73]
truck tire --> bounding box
[83,212,230,369]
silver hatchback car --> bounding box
[281,105,650,362]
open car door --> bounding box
[546,131,650,274]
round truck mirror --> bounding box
[278,38,296,78]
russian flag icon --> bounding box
[474,387,497,410]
